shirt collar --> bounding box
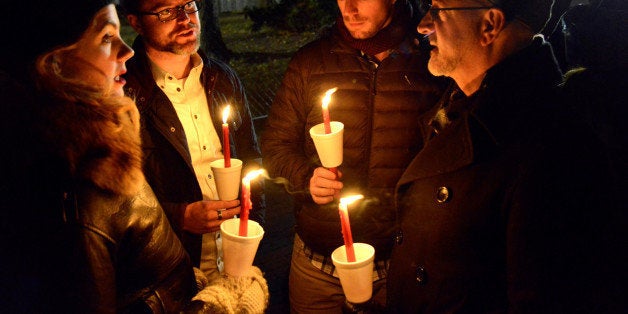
[150,53,203,88]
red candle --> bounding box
[239,169,264,236]
[339,195,363,262]
[322,88,338,176]
[321,87,337,134]
[222,106,231,167]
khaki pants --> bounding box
[288,236,386,313]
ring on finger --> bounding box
[217,209,223,220]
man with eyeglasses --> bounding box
[119,0,264,286]
[387,0,621,312]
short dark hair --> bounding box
[119,0,142,14]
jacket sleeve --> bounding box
[69,223,118,313]
[260,51,316,196]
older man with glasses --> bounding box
[119,0,264,286]
[386,0,621,312]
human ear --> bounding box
[126,15,143,35]
[480,9,505,46]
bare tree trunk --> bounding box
[201,0,232,62]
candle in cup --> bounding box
[339,195,363,262]
[222,105,231,167]
[239,169,264,236]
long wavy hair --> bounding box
[30,48,144,196]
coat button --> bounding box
[395,230,403,245]
[170,127,176,132]
[415,266,427,284]
[436,186,450,203]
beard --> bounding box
[145,22,202,56]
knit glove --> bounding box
[189,266,269,314]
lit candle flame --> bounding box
[243,169,265,182]
[222,105,231,124]
[340,194,364,207]
[322,87,338,110]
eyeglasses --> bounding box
[421,3,495,20]
[136,0,202,22]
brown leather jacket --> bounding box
[0,73,197,313]
[261,26,447,259]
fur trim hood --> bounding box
[37,93,145,196]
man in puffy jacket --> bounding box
[261,0,446,311]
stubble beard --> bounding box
[146,23,202,56]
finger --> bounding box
[211,199,240,209]
[313,167,337,180]
[313,194,334,205]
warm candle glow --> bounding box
[222,105,231,167]
[339,194,363,262]
[322,88,339,176]
[340,195,364,206]
[239,169,265,236]
[322,87,338,112]
[222,105,231,124]
[322,87,338,134]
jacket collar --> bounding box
[327,25,417,57]
[397,36,562,185]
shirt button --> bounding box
[168,76,173,80]
[436,186,450,203]
[194,114,198,119]
[176,87,181,92]
[415,266,427,284]
[202,145,207,150]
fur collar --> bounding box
[37,94,145,196]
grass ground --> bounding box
[219,12,318,118]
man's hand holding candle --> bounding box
[309,167,343,205]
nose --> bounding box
[175,8,191,22]
[342,0,358,14]
[417,11,435,35]
[119,41,134,62]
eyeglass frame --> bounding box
[421,4,496,20]
[135,0,202,22]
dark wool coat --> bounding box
[261,26,447,259]
[387,37,622,313]
[0,71,196,313]
[124,38,262,266]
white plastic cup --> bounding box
[309,121,344,168]
[331,243,375,304]
[210,158,243,200]
[220,218,265,277]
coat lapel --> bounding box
[397,114,474,186]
